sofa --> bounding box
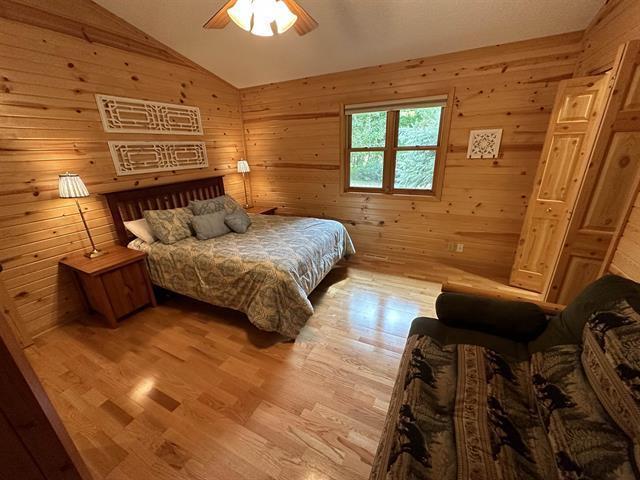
[371,275,640,480]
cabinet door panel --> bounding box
[558,93,597,122]
[517,218,559,275]
[102,262,149,318]
[583,132,640,229]
[538,135,583,201]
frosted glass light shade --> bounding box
[250,19,274,36]
[251,0,276,36]
[237,160,250,173]
[59,173,89,198]
[274,0,297,33]
[227,0,253,31]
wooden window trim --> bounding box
[342,91,453,199]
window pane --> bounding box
[350,151,384,188]
[398,107,442,147]
[351,111,387,148]
[394,150,436,190]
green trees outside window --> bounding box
[346,104,444,195]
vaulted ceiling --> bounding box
[94,0,603,88]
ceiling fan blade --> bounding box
[203,0,237,29]
[280,0,318,35]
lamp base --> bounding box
[84,249,104,259]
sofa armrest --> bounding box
[436,292,549,342]
[441,281,564,315]
[409,316,530,360]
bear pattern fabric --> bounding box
[372,332,640,479]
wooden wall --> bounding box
[578,0,640,280]
[574,0,640,76]
[0,0,246,337]
[240,32,584,281]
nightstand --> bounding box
[60,246,156,328]
[246,205,278,215]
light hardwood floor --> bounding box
[25,265,445,480]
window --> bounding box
[344,96,448,196]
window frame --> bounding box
[342,94,452,198]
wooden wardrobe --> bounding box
[511,40,640,302]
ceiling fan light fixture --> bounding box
[227,0,253,31]
[251,0,277,36]
[274,0,297,34]
[250,19,274,36]
[205,0,316,36]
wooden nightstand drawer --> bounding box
[60,246,156,328]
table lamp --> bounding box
[237,159,251,208]
[58,173,103,258]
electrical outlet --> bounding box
[456,243,464,253]
[447,242,455,252]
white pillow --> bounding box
[124,218,156,244]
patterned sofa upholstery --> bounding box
[371,275,640,480]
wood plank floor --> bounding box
[25,265,442,480]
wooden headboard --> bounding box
[104,176,225,245]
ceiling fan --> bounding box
[203,0,318,37]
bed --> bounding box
[104,176,354,338]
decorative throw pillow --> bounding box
[123,218,156,244]
[189,195,241,216]
[143,207,193,244]
[191,211,231,240]
[225,209,252,233]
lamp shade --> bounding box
[237,160,251,173]
[274,0,297,33]
[58,173,89,198]
[227,0,252,31]
[250,0,275,36]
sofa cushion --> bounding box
[372,333,458,479]
[529,275,640,353]
[581,299,640,468]
[374,323,640,479]
[532,344,639,479]
[372,326,556,480]
[436,292,548,342]
[455,343,557,479]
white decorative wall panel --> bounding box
[108,141,208,176]
[96,94,203,135]
[467,129,503,159]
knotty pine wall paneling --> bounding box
[0,0,247,337]
[240,32,584,280]
[574,0,640,76]
[609,195,640,279]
